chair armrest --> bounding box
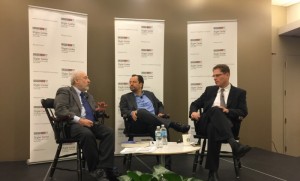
[122,114,130,121]
[96,111,110,119]
[160,114,170,119]
[54,115,72,122]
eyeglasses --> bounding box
[212,73,224,78]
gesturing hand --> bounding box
[96,101,108,112]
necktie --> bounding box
[80,92,95,121]
[220,88,226,107]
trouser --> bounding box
[70,123,115,171]
[128,109,172,136]
[203,107,234,171]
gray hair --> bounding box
[70,71,85,85]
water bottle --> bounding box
[161,124,168,145]
[155,126,163,148]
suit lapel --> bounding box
[208,86,218,107]
[70,87,82,110]
[227,85,236,107]
[129,93,137,110]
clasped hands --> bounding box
[190,106,229,121]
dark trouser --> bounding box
[70,123,115,171]
[197,107,233,171]
[128,109,172,137]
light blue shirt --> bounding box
[135,93,155,115]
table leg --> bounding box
[160,155,165,167]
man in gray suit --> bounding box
[189,64,251,181]
[54,71,115,181]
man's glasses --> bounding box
[212,73,224,78]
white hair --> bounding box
[70,71,86,85]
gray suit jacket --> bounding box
[54,86,96,121]
[119,90,164,117]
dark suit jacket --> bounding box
[54,86,96,122]
[189,85,248,136]
[119,90,164,117]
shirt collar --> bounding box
[134,91,144,97]
[219,84,231,92]
[73,86,82,95]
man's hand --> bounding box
[191,112,200,121]
[131,110,138,121]
[96,101,108,112]
[218,106,229,113]
[157,113,164,117]
[79,118,94,127]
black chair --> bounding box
[122,113,170,170]
[41,98,109,181]
[192,117,243,178]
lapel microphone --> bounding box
[83,92,89,99]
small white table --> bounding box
[146,142,200,166]
[121,142,200,169]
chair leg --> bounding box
[77,143,82,181]
[199,139,207,165]
[49,143,63,177]
[233,156,240,178]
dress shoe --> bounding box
[232,143,252,159]
[105,167,121,181]
[90,168,109,181]
[208,170,219,181]
[170,122,190,133]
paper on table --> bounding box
[120,146,157,154]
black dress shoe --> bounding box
[232,143,252,159]
[170,122,190,133]
[105,167,121,181]
[208,170,219,181]
[90,168,109,181]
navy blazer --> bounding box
[189,85,248,135]
[119,90,164,117]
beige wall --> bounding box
[0,0,272,161]
[272,5,300,154]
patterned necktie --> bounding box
[220,88,226,107]
[80,92,95,121]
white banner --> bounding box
[187,20,237,151]
[28,6,87,163]
[115,18,165,154]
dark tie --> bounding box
[80,92,95,121]
[220,88,226,107]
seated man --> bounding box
[120,74,190,137]
[189,64,251,181]
[54,71,116,181]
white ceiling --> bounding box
[272,0,300,6]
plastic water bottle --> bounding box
[155,126,163,148]
[161,124,168,145]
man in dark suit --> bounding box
[120,74,190,137]
[54,71,116,181]
[189,64,251,181]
